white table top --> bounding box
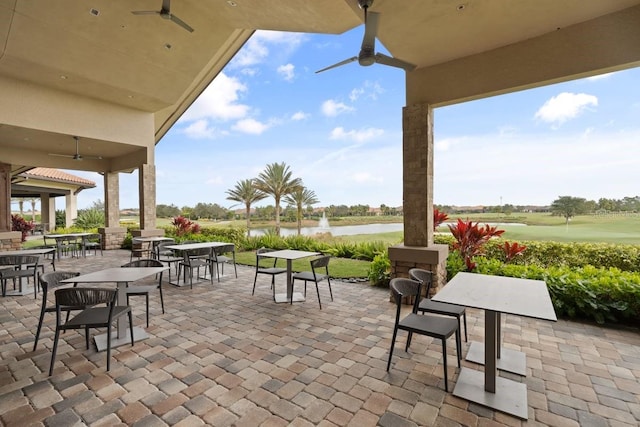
[44,233,92,239]
[133,236,173,242]
[432,272,557,321]
[165,242,228,251]
[1,247,55,256]
[61,267,168,283]
[260,249,320,261]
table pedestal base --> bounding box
[453,368,528,420]
[274,292,305,303]
[94,326,148,352]
[466,341,527,376]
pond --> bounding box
[252,222,405,237]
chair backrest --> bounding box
[184,247,211,262]
[0,255,40,267]
[55,287,117,311]
[39,271,81,296]
[156,241,176,257]
[214,244,235,258]
[256,247,278,268]
[86,233,101,242]
[122,259,164,268]
[389,277,422,315]
[311,255,331,272]
[408,268,433,297]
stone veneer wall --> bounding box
[0,231,22,251]
[387,244,449,302]
[99,227,127,250]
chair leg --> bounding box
[327,278,333,301]
[128,311,134,346]
[33,307,47,351]
[315,282,322,310]
[405,331,414,351]
[456,329,462,367]
[145,293,149,327]
[85,326,90,349]
[49,326,61,376]
[106,325,112,371]
[442,338,449,392]
[386,327,399,371]
[158,284,165,315]
[462,312,468,342]
[252,272,258,295]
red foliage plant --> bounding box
[502,241,527,262]
[448,219,505,271]
[433,208,449,231]
[11,214,34,242]
[171,216,200,236]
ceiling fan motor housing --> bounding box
[358,0,374,9]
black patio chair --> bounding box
[0,255,40,298]
[291,255,333,309]
[252,248,286,299]
[409,268,468,342]
[212,244,237,282]
[49,287,133,376]
[33,271,81,351]
[387,277,461,392]
[121,259,165,327]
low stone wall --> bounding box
[0,231,22,251]
[99,227,127,250]
[388,244,449,302]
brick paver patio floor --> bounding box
[1,249,639,426]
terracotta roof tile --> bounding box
[23,167,96,187]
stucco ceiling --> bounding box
[1,0,639,171]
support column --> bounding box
[64,192,78,228]
[40,193,55,232]
[0,162,21,250]
[138,164,157,231]
[100,171,126,250]
[388,103,448,294]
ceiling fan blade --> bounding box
[48,153,74,159]
[170,14,194,33]
[131,11,160,15]
[374,53,416,71]
[361,11,379,51]
[315,57,358,73]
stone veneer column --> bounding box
[0,162,22,250]
[40,193,55,232]
[64,192,78,228]
[100,171,126,250]
[388,103,448,295]
[139,164,157,231]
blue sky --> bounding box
[70,27,639,211]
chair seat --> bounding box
[399,313,459,338]
[65,305,131,328]
[292,271,328,282]
[258,267,287,275]
[418,299,466,316]
[0,269,36,279]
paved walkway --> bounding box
[1,250,639,426]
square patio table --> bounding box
[44,232,92,259]
[259,249,320,303]
[164,242,227,286]
[133,236,173,259]
[432,272,557,419]
[61,266,168,351]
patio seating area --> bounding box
[1,249,639,426]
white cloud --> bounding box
[183,119,216,139]
[230,31,305,68]
[321,99,354,117]
[329,126,384,142]
[232,118,270,135]
[351,172,383,183]
[277,63,295,81]
[349,88,364,102]
[349,81,384,102]
[534,92,598,126]
[291,111,308,121]
[179,73,249,122]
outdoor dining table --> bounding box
[61,266,168,351]
[432,272,557,420]
[132,236,173,259]
[259,249,320,303]
[164,241,228,286]
[0,247,54,296]
[44,232,92,259]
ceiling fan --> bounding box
[49,136,102,161]
[132,0,194,33]
[316,0,415,74]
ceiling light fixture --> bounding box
[226,1,237,6]
[89,8,100,16]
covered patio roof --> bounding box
[11,167,96,199]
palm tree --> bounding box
[254,162,302,236]
[226,179,267,237]
[284,186,319,235]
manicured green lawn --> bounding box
[234,251,371,279]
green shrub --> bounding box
[368,253,391,287]
[74,208,105,229]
